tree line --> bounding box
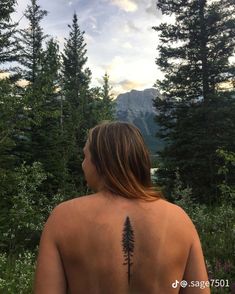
[0,0,114,252]
[153,0,235,204]
[0,0,234,254]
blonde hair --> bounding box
[87,121,162,201]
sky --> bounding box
[12,0,167,97]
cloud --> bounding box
[99,55,161,95]
[109,0,138,12]
[122,42,133,49]
[16,79,30,87]
[118,79,146,91]
[122,22,141,34]
[14,0,166,97]
[106,56,125,79]
[0,72,10,79]
[84,33,95,45]
[146,1,158,15]
[88,16,97,30]
[109,79,148,97]
[126,20,140,32]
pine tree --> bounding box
[0,0,18,166]
[100,72,115,120]
[0,0,24,203]
[153,0,235,203]
[0,80,26,239]
[90,73,115,123]
[62,13,92,192]
[0,0,19,65]
[18,0,47,83]
[14,0,48,165]
[0,79,21,171]
[29,38,68,195]
[62,13,91,103]
[102,72,112,101]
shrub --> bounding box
[171,171,235,293]
[0,251,35,293]
[0,162,51,252]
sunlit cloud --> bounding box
[106,56,125,79]
[110,0,138,12]
[118,79,146,91]
[0,74,30,87]
[16,79,30,87]
[0,72,10,79]
[101,55,162,94]
[14,0,165,96]
[122,42,133,49]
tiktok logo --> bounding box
[172,280,179,288]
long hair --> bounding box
[87,121,162,201]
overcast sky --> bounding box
[12,0,168,96]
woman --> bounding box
[34,121,210,294]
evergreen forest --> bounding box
[153,1,235,292]
[0,0,234,292]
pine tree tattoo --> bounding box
[122,216,135,285]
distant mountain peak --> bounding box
[115,87,159,114]
[115,88,163,153]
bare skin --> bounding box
[34,192,210,294]
[34,142,210,293]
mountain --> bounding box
[115,88,163,154]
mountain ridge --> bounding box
[115,88,163,153]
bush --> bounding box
[0,162,66,253]
[0,251,35,293]
[171,171,235,293]
[0,162,50,252]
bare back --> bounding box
[34,193,209,294]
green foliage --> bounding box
[18,0,47,82]
[154,0,235,203]
[0,78,20,169]
[1,3,116,201]
[28,38,68,195]
[0,160,68,255]
[0,162,49,252]
[14,0,49,166]
[171,170,194,212]
[217,149,235,204]
[61,13,94,192]
[88,73,115,124]
[172,173,235,292]
[62,13,91,95]
[0,252,35,293]
[99,72,115,121]
[0,0,19,65]
[0,3,126,291]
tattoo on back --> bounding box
[122,216,135,286]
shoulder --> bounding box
[44,194,99,233]
[164,201,198,240]
[50,193,99,216]
[165,201,194,223]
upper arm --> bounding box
[180,228,210,293]
[34,206,67,294]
